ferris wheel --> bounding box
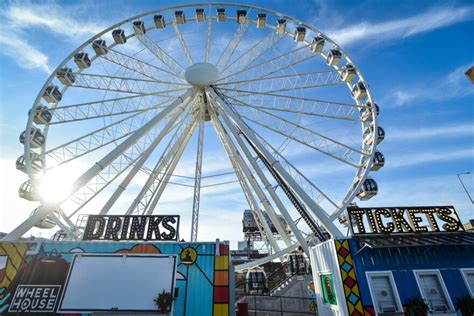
[7,3,384,263]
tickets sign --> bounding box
[347,206,464,235]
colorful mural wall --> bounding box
[0,240,230,315]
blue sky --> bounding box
[0,0,472,245]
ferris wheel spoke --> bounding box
[209,105,280,252]
[216,13,250,71]
[238,107,366,168]
[136,33,186,78]
[217,43,313,84]
[190,103,205,242]
[172,18,194,64]
[205,5,212,63]
[219,31,284,80]
[127,110,199,215]
[64,90,194,217]
[49,96,174,125]
[96,105,191,216]
[44,107,161,168]
[70,72,187,95]
[216,71,343,96]
[101,48,185,83]
[224,93,360,122]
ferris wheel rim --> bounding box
[19,2,382,244]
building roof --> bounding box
[354,232,474,248]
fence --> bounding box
[236,294,317,316]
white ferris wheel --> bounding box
[7,3,384,265]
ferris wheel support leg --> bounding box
[143,115,199,216]
[190,105,205,242]
[68,89,194,203]
[125,111,197,215]
[211,104,292,248]
[209,105,281,253]
[99,104,189,215]
[217,105,309,255]
[2,206,49,241]
[209,88,342,239]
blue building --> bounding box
[310,206,474,316]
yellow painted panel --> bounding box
[215,256,229,270]
[214,303,228,316]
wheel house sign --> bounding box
[347,206,464,235]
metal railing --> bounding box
[236,294,317,316]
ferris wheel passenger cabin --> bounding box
[311,35,325,53]
[276,19,287,35]
[56,67,76,85]
[356,177,378,200]
[43,85,62,104]
[92,39,108,56]
[18,180,39,201]
[133,21,146,35]
[341,63,357,82]
[29,105,52,125]
[31,207,60,229]
[74,52,91,69]
[360,102,380,122]
[217,8,226,22]
[257,13,267,28]
[237,10,247,24]
[16,152,43,173]
[371,151,385,171]
[19,127,45,148]
[364,123,385,145]
[327,48,342,66]
[195,8,205,22]
[245,269,268,294]
[154,15,166,29]
[174,11,186,24]
[112,28,127,44]
[352,81,368,100]
[294,27,306,42]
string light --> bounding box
[374,209,394,233]
[407,210,428,232]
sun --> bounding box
[39,170,73,204]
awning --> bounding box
[354,232,474,248]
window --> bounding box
[461,269,474,297]
[414,270,454,313]
[0,255,7,282]
[367,272,402,314]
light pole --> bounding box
[457,172,474,204]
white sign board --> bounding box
[58,254,177,313]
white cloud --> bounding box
[388,64,474,107]
[327,5,474,46]
[0,31,51,73]
[0,2,107,73]
[387,147,474,169]
[389,122,474,141]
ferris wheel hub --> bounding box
[185,62,219,87]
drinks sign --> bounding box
[83,215,180,241]
[347,206,464,235]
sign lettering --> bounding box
[9,285,61,313]
[83,215,179,241]
[347,206,464,235]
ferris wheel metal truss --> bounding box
[6,3,384,269]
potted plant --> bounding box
[154,289,173,313]
[456,295,474,316]
[405,296,429,316]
